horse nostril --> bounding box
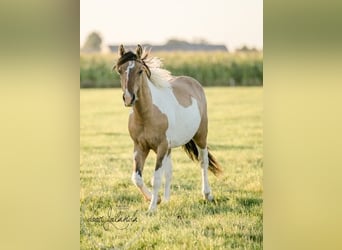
[122,93,125,101]
[131,93,135,103]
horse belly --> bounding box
[166,99,201,148]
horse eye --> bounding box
[138,70,143,75]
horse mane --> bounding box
[140,48,173,88]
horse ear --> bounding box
[118,44,125,57]
[136,44,143,58]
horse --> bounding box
[114,44,223,212]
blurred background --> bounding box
[80,0,263,88]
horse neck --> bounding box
[133,76,154,120]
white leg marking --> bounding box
[131,171,143,187]
[148,158,166,211]
[163,154,172,202]
[199,147,213,201]
[131,171,152,201]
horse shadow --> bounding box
[174,190,262,219]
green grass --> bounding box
[80,87,263,249]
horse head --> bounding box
[114,44,150,107]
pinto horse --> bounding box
[114,45,223,212]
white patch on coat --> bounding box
[147,78,201,148]
[125,60,135,82]
[122,61,136,104]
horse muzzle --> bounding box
[123,92,136,107]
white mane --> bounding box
[143,52,173,88]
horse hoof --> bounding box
[204,193,214,202]
[146,210,156,216]
[145,196,161,204]
[147,206,157,214]
[163,198,170,203]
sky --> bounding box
[80,0,263,51]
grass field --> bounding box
[80,87,263,249]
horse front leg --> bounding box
[163,149,172,202]
[131,145,151,202]
[148,143,168,212]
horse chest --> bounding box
[129,115,167,150]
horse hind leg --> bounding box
[193,125,214,201]
[198,146,214,201]
[183,139,214,201]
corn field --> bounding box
[80,51,263,88]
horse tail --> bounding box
[208,149,223,177]
[183,140,223,177]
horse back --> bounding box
[169,76,207,116]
